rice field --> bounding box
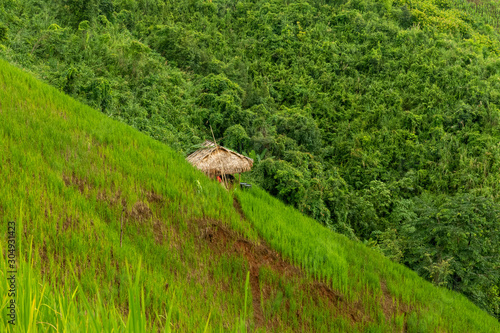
[0,58,499,332]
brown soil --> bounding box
[126,201,152,222]
[153,218,174,245]
[62,214,80,232]
[380,280,410,324]
[197,218,271,328]
[63,172,92,194]
[96,189,123,207]
[232,196,246,221]
[146,190,164,205]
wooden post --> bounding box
[209,125,228,188]
[120,207,124,248]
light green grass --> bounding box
[0,58,499,332]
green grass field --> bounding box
[0,58,499,332]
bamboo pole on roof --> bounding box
[210,125,228,188]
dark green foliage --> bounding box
[223,124,250,152]
[61,0,114,27]
[398,5,413,29]
[403,194,500,316]
[2,0,500,319]
[0,24,7,43]
[276,109,321,153]
[196,74,245,138]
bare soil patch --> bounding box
[63,172,92,194]
[380,280,410,324]
[126,201,152,222]
[146,190,164,205]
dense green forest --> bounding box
[1,0,500,320]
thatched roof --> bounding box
[186,141,254,176]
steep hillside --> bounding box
[1,59,499,331]
[2,0,500,317]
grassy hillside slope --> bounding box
[2,0,500,316]
[0,59,499,331]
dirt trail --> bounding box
[198,217,286,329]
[231,197,270,326]
[235,239,265,327]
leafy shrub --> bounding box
[0,24,8,43]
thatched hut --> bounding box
[186,141,253,180]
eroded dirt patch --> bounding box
[146,190,164,205]
[197,219,268,328]
[62,214,80,232]
[153,218,178,246]
[63,172,92,194]
[233,196,246,221]
[380,280,410,323]
[96,189,123,207]
[126,201,152,222]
